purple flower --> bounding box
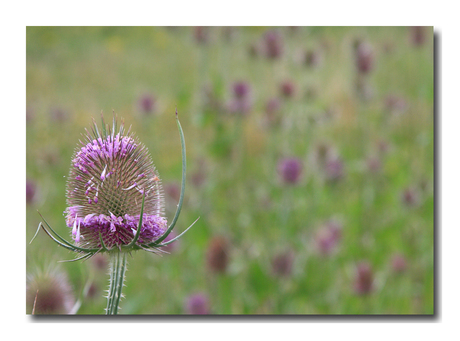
[354,41,374,74]
[26,179,37,205]
[193,26,209,44]
[401,187,420,207]
[278,157,302,185]
[264,98,281,126]
[138,93,156,114]
[263,30,283,59]
[280,80,296,98]
[185,293,210,314]
[325,157,344,181]
[233,81,250,100]
[26,267,75,314]
[315,220,343,256]
[64,118,167,250]
[271,251,294,277]
[354,261,374,295]
[227,81,253,115]
[207,236,230,273]
[391,253,407,273]
[410,26,426,47]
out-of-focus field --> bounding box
[26,26,433,315]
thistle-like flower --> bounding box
[65,117,167,250]
[31,110,197,315]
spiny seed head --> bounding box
[26,266,75,315]
[65,116,167,250]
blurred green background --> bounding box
[26,26,433,315]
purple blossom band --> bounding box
[66,205,167,249]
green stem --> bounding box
[106,251,127,315]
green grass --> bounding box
[26,26,433,315]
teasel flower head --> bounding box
[32,111,198,260]
[64,116,167,250]
[26,266,75,315]
[31,111,198,315]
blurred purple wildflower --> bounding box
[228,81,252,115]
[26,267,75,314]
[401,187,420,207]
[410,26,426,47]
[194,26,209,44]
[64,118,167,249]
[278,157,303,185]
[263,30,283,59]
[26,179,37,205]
[354,41,374,74]
[233,81,251,99]
[264,97,282,126]
[207,236,229,273]
[325,156,344,181]
[280,80,296,98]
[185,293,210,314]
[138,93,156,114]
[271,251,294,277]
[391,253,407,273]
[354,261,374,295]
[315,220,343,256]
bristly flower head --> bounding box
[32,110,197,315]
[26,266,75,314]
[65,115,167,250]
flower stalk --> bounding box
[106,251,127,315]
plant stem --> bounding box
[106,251,127,315]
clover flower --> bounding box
[32,111,198,315]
